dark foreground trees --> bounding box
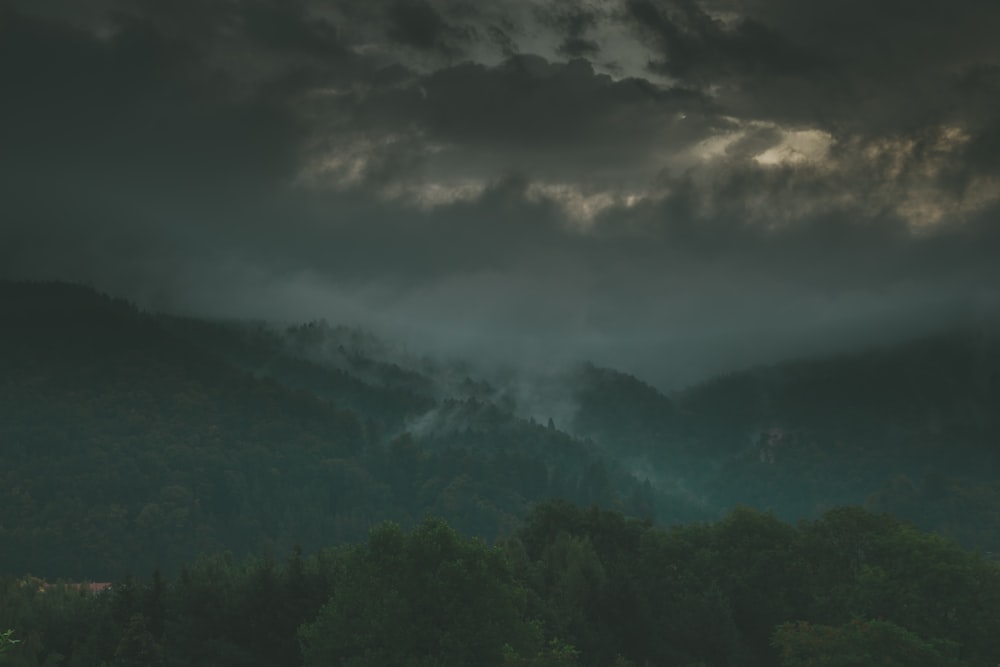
[299,518,530,667]
[772,619,966,667]
[2,503,999,667]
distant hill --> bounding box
[677,330,1000,448]
[2,280,999,579]
[669,331,1000,545]
[569,363,675,456]
[521,325,1000,550]
[0,281,669,580]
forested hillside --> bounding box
[2,280,1000,581]
[0,282,665,579]
[674,329,1000,548]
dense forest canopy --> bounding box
[2,503,1000,667]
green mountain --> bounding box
[0,282,667,580]
[2,280,999,581]
[689,331,1000,533]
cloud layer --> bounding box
[2,0,998,386]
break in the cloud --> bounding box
[1,0,998,387]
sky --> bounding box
[2,0,999,387]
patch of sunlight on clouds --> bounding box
[300,149,370,188]
[297,133,420,189]
[691,129,746,161]
[526,183,650,227]
[383,181,488,209]
[682,119,833,169]
[753,128,834,166]
[855,125,998,230]
[897,174,1000,230]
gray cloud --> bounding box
[385,0,468,56]
[535,1,602,58]
[2,0,999,388]
[625,0,827,82]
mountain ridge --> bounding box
[2,280,998,579]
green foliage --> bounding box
[510,503,1000,667]
[772,619,966,667]
[299,518,531,667]
[113,614,162,667]
[503,638,582,667]
[3,505,1000,667]
[0,629,19,654]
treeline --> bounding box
[2,503,999,667]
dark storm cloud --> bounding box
[2,0,999,387]
[557,37,600,59]
[625,0,826,81]
[484,23,519,58]
[289,51,714,194]
[416,55,706,154]
[535,1,602,57]
[623,0,1000,134]
[240,1,349,58]
[385,0,469,57]
[0,6,303,192]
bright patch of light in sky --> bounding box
[527,183,649,226]
[753,129,834,166]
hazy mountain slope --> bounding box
[1,282,366,577]
[656,332,1000,545]
[0,282,674,579]
[679,331,1000,447]
[4,280,998,578]
[548,328,1000,550]
[155,315,436,432]
[568,363,676,457]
